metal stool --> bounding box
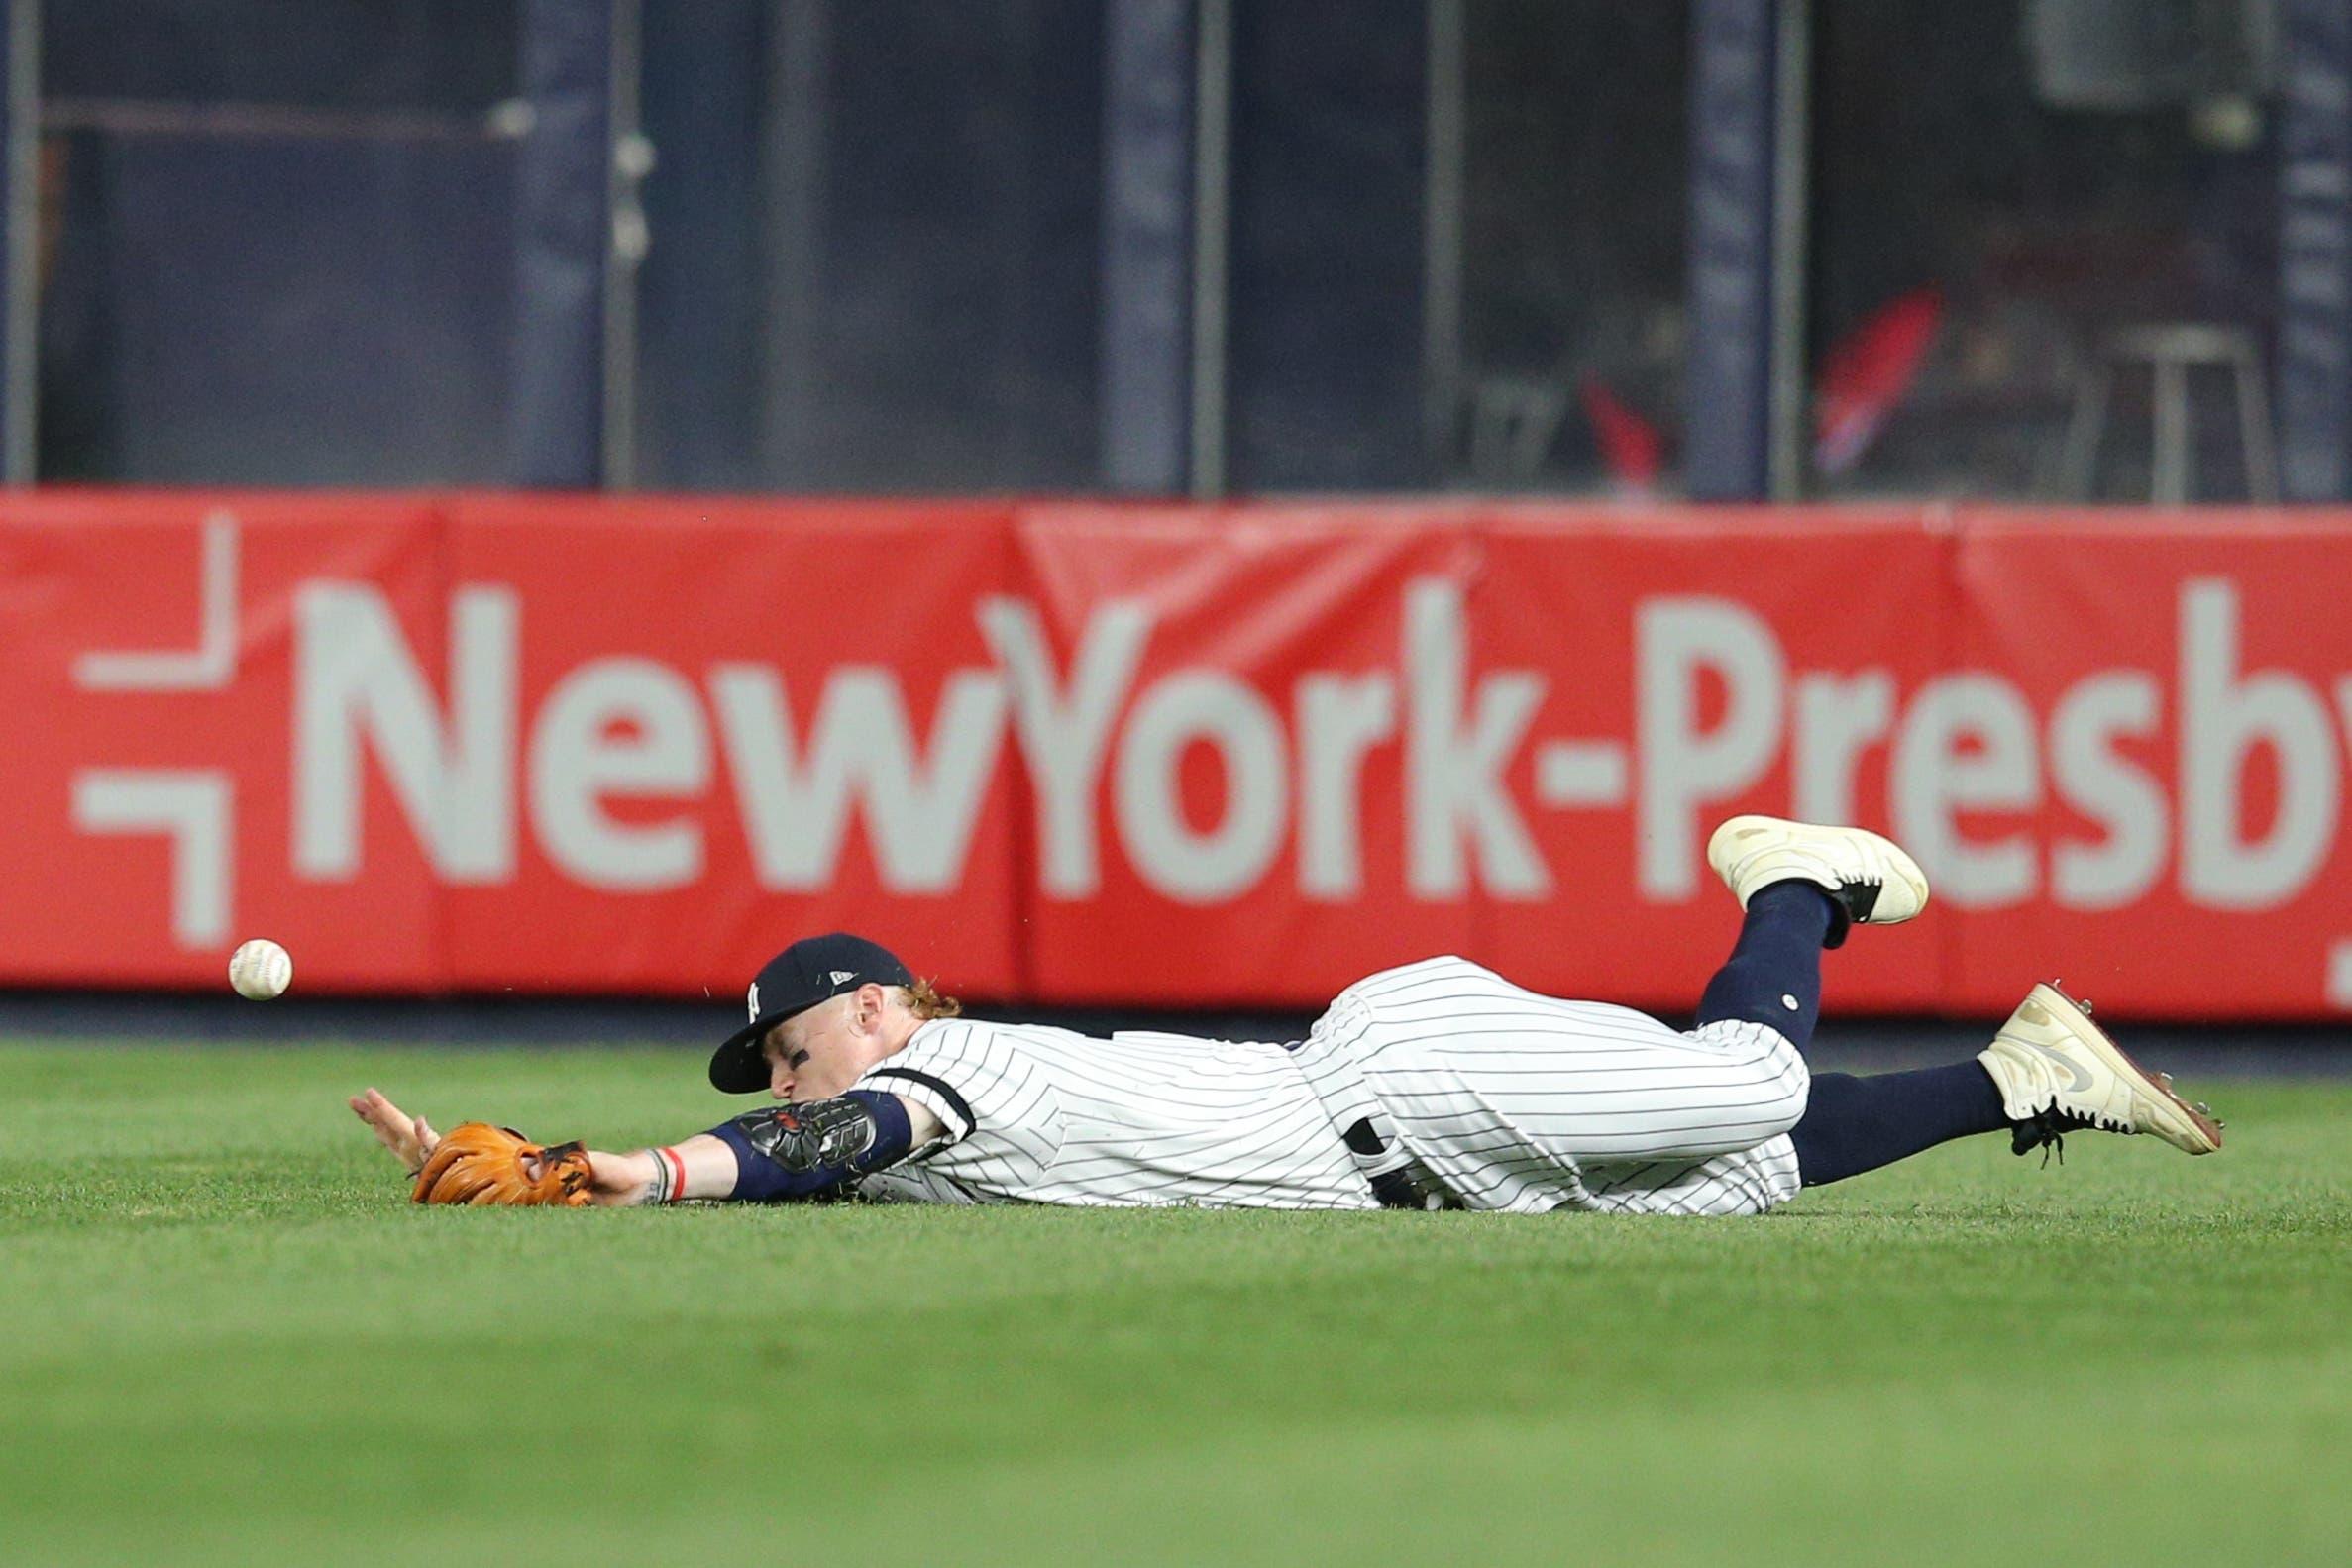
[2059,322,2279,503]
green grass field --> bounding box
[2,1041,2346,1567]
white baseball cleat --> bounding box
[1705,815,1930,948]
[1978,982,2224,1158]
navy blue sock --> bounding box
[1694,882,1834,1051]
[1788,1062,2011,1187]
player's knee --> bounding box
[1682,1017,1810,1137]
[1753,1036,1811,1138]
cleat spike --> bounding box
[2158,1071,2174,1086]
[2078,996,2094,1016]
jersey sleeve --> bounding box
[853,1019,1059,1166]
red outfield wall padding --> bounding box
[5,491,2352,1021]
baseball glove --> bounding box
[411,1122,596,1207]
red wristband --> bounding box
[655,1145,688,1203]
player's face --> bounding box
[761,1022,812,1100]
[761,997,862,1101]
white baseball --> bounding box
[228,938,294,1000]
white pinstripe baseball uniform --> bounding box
[850,955,1808,1216]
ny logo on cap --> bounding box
[747,982,760,1023]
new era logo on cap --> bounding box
[829,970,854,986]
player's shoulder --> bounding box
[858,1015,1072,1150]
[904,1014,1009,1054]
[890,1013,1069,1069]
[917,1011,1095,1043]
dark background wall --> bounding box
[25,0,2313,500]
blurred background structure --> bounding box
[6,0,2337,504]
[11,1,2352,1024]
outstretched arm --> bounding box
[348,1088,944,1206]
[578,1137,741,1206]
[350,1088,738,1205]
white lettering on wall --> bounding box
[2180,579,2339,908]
[1636,597,1784,896]
[292,582,517,882]
[1404,580,1550,898]
[2050,672,2166,909]
[239,564,2352,1015]
[531,658,710,890]
[1115,671,1288,902]
[710,663,1006,893]
[981,597,1150,898]
[1295,672,1396,899]
[1892,674,2041,907]
[1792,671,1893,829]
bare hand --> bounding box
[349,1087,441,1176]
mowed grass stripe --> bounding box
[1,1045,2345,1566]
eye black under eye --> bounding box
[788,1049,811,1070]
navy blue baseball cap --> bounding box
[708,932,915,1093]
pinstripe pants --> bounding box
[1303,957,1811,1216]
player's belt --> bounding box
[1352,1127,1453,1210]
[1286,996,1457,1211]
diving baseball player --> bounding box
[354,817,2223,1214]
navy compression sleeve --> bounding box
[708,1090,915,1202]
